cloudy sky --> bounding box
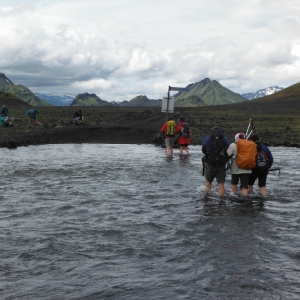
[1,0,300,101]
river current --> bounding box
[0,144,299,299]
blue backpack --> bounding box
[206,129,228,166]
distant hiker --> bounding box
[0,105,9,119]
[73,110,84,125]
[176,118,192,155]
[247,134,273,196]
[161,117,177,155]
[227,133,253,197]
[0,115,5,126]
[26,109,39,126]
[202,126,229,196]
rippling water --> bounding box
[1,144,299,299]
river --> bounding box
[0,144,299,299]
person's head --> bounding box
[235,132,246,142]
[78,110,81,113]
[180,117,185,122]
[35,110,39,113]
[212,126,220,130]
[248,133,259,141]
[168,117,174,121]
[3,105,6,108]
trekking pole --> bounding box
[246,124,255,140]
[245,118,252,137]
[268,167,281,176]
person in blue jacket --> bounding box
[26,109,39,125]
[0,105,9,119]
[248,134,273,196]
[202,126,230,196]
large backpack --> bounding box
[166,120,176,137]
[256,147,269,170]
[236,139,257,170]
[180,122,190,138]
[206,128,228,166]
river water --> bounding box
[0,144,299,299]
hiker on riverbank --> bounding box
[202,126,229,196]
[176,118,192,155]
[26,109,39,126]
[248,134,273,196]
[227,133,252,197]
[161,117,177,155]
[73,110,84,125]
[0,105,9,119]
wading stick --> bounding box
[246,125,255,140]
[245,118,252,137]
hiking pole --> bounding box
[268,167,281,176]
[245,118,252,137]
[246,120,255,140]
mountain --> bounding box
[241,86,284,100]
[174,78,246,106]
[70,92,116,106]
[35,92,75,106]
[0,73,53,106]
[0,91,31,107]
[119,95,162,107]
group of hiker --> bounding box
[0,105,85,127]
[161,119,274,197]
[161,117,192,155]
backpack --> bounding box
[206,128,228,165]
[236,139,257,170]
[256,148,269,170]
[166,120,176,137]
[180,122,190,138]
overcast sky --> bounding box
[1,0,300,101]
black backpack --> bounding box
[207,128,228,166]
[181,122,190,138]
[256,146,269,170]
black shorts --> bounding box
[179,144,189,147]
[248,169,268,188]
[231,173,250,189]
[205,163,227,183]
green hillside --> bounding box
[0,91,20,100]
[174,78,246,106]
[70,92,115,106]
[119,95,162,107]
[0,73,53,106]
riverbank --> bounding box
[1,103,300,148]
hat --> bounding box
[235,132,246,141]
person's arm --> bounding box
[202,137,208,154]
[227,143,234,156]
[161,123,167,133]
[265,147,273,168]
[176,124,182,134]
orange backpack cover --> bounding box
[236,139,257,170]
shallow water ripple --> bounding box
[0,144,299,299]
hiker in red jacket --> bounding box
[161,117,177,155]
[176,118,192,155]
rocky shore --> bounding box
[1,103,300,149]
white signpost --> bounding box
[161,96,174,114]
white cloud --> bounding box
[1,0,300,99]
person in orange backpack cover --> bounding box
[227,133,252,197]
[176,118,192,155]
[161,117,177,156]
[248,134,273,196]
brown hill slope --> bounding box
[232,82,300,109]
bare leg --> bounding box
[248,185,254,192]
[260,186,266,196]
[218,183,225,196]
[166,146,172,156]
[242,188,248,197]
[179,146,184,155]
[205,181,212,193]
[170,147,173,154]
[82,116,84,122]
[183,146,190,154]
[231,185,238,194]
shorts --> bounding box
[248,169,268,188]
[205,163,226,183]
[231,173,250,189]
[165,137,174,147]
[179,144,189,147]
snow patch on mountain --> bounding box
[241,86,284,100]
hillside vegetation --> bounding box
[0,73,53,106]
[70,92,115,106]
